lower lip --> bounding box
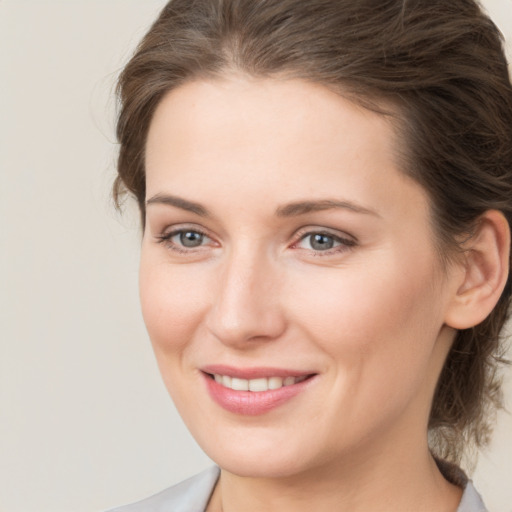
[203,373,316,415]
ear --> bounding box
[444,210,510,330]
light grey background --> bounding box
[1,1,511,511]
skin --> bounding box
[140,76,466,511]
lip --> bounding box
[201,365,317,416]
[202,364,314,379]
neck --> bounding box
[206,435,462,512]
[206,326,462,511]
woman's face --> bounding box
[141,77,459,478]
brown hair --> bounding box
[114,0,512,466]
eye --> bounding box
[293,230,356,254]
[156,227,214,252]
[302,233,339,251]
[175,230,207,248]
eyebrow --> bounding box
[146,194,380,219]
[146,194,211,217]
[276,199,380,217]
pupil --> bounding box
[311,234,333,250]
[180,231,203,247]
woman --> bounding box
[109,0,512,510]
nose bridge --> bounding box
[207,240,285,345]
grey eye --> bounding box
[295,231,353,253]
[179,231,205,247]
[309,233,336,251]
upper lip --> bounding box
[201,364,316,379]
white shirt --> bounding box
[108,465,488,512]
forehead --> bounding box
[148,76,395,139]
[145,77,428,224]
[147,78,396,175]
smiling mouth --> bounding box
[202,369,317,415]
[206,373,312,392]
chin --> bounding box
[194,428,326,479]
[212,452,311,479]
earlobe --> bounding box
[444,210,510,330]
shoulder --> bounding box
[106,466,220,512]
[106,463,487,512]
[457,480,488,512]
[436,459,487,512]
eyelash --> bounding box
[155,227,213,253]
[155,227,357,256]
[292,229,357,256]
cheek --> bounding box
[288,255,446,380]
[287,260,447,441]
[139,254,207,357]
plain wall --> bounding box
[1,1,511,511]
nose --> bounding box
[205,246,287,347]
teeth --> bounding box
[212,374,308,392]
[231,377,249,391]
[283,376,295,386]
[268,377,283,389]
[249,378,267,392]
